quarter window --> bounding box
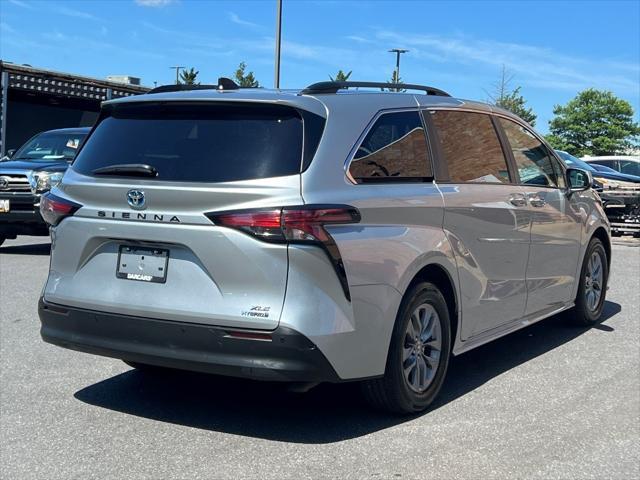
[429,110,510,183]
[349,111,432,183]
[499,118,560,187]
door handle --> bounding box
[528,193,546,207]
[509,193,527,207]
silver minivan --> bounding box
[38,80,610,413]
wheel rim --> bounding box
[402,303,442,393]
[585,251,604,312]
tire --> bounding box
[569,237,609,326]
[362,281,451,414]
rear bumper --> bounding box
[38,298,340,383]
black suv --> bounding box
[0,127,90,245]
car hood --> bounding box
[0,159,70,174]
[590,170,640,183]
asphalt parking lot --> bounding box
[1,236,638,480]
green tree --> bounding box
[234,62,259,87]
[488,66,536,126]
[329,70,352,81]
[387,70,404,92]
[546,89,640,156]
[179,67,199,85]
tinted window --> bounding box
[620,160,640,176]
[591,159,616,169]
[349,111,431,182]
[13,132,87,162]
[73,103,304,183]
[429,110,510,183]
[499,118,559,187]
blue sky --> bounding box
[0,0,638,132]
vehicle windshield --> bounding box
[12,132,88,162]
[555,150,595,172]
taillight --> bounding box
[207,205,361,300]
[40,193,82,226]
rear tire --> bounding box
[569,237,608,326]
[362,281,451,414]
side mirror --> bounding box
[566,167,592,192]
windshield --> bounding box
[555,150,595,172]
[13,132,88,162]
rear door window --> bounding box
[72,103,306,183]
[349,111,432,183]
[428,110,511,183]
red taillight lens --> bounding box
[282,207,359,242]
[212,208,284,240]
[208,205,360,243]
[40,193,82,226]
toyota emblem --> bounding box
[127,189,146,210]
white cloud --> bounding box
[0,22,16,34]
[53,6,99,21]
[228,12,259,28]
[373,30,640,94]
[7,0,33,9]
[135,0,175,7]
[345,35,372,44]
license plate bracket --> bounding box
[116,245,169,283]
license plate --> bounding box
[117,245,169,283]
[0,199,9,213]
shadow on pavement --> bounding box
[0,242,51,255]
[75,300,621,444]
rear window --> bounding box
[72,103,306,183]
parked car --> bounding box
[589,163,640,182]
[557,150,640,236]
[38,80,610,413]
[0,127,90,245]
[583,155,640,177]
[556,151,640,186]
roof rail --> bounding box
[300,81,451,97]
[148,77,240,94]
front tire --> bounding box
[570,237,609,326]
[362,281,451,414]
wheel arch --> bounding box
[405,262,459,352]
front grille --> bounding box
[0,174,30,192]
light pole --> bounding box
[169,66,185,85]
[388,48,408,84]
[274,0,282,88]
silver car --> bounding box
[38,80,611,413]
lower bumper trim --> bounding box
[38,298,340,383]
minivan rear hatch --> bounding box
[44,101,325,330]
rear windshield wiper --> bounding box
[92,164,158,177]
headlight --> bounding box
[28,171,64,194]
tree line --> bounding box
[178,62,639,157]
